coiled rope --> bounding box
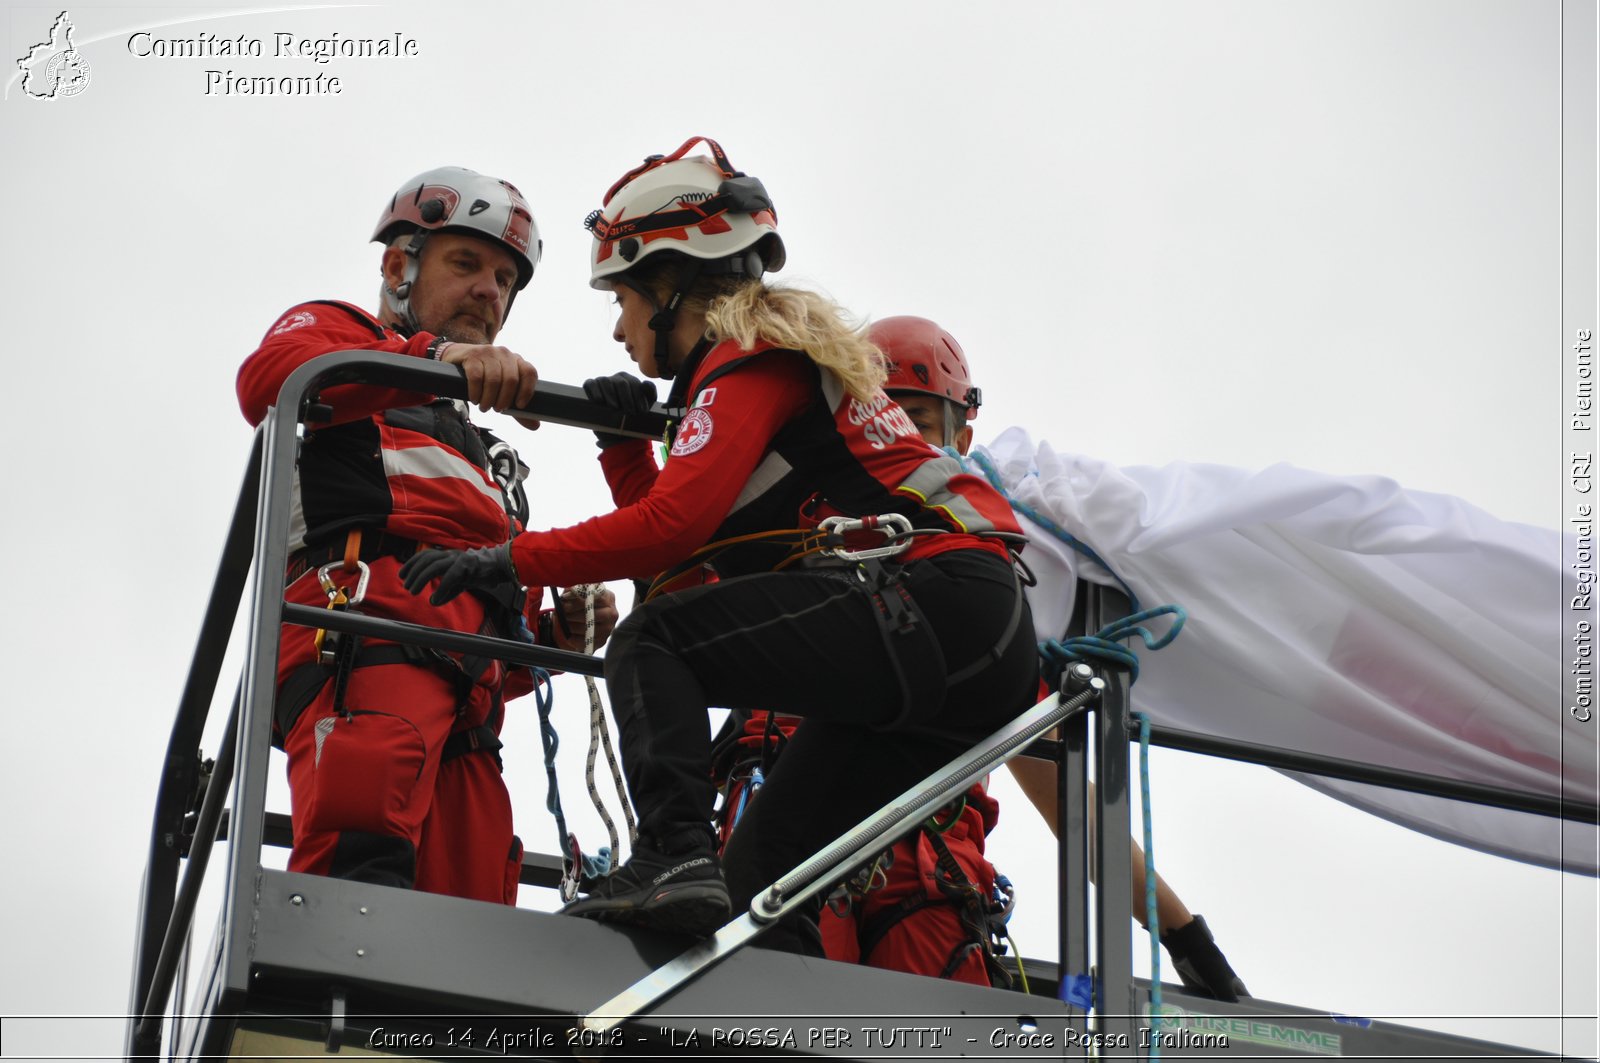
[575,583,636,868]
[533,586,636,901]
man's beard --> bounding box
[436,312,495,345]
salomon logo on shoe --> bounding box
[652,857,712,888]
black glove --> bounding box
[1160,914,1249,1002]
[583,371,657,449]
[398,542,517,606]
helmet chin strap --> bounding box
[381,231,431,336]
[625,259,706,382]
[653,263,707,382]
[648,295,682,381]
[941,400,959,450]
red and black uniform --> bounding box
[511,338,1039,954]
[713,711,1008,985]
[238,300,543,904]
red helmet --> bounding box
[870,316,981,418]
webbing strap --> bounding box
[273,644,495,766]
[441,723,502,766]
[945,557,1026,685]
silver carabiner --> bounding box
[316,560,370,606]
[818,513,914,560]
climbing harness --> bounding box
[314,557,369,724]
[836,799,1017,989]
[815,513,914,561]
[638,514,918,601]
[273,530,508,758]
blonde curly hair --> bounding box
[626,259,885,402]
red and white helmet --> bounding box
[373,165,541,289]
[871,316,982,418]
[585,137,785,291]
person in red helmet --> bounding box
[707,315,1003,983]
[237,166,616,904]
[399,138,1040,943]
[716,317,1249,995]
[874,315,1249,1001]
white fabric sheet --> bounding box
[979,428,1596,874]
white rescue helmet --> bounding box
[585,137,785,291]
[373,166,542,326]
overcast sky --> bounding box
[1,1,1595,1059]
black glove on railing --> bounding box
[399,543,517,606]
[1160,913,1250,1002]
[583,371,658,449]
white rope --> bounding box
[576,584,636,867]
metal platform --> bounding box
[179,869,1544,1061]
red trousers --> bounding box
[279,556,525,904]
[718,712,1002,984]
[817,788,1000,986]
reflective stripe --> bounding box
[288,464,308,552]
[382,442,504,508]
[728,451,794,518]
[313,716,336,767]
[898,455,992,533]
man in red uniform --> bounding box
[237,166,615,904]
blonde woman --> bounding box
[402,139,1038,947]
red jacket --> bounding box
[511,340,1021,588]
[238,300,517,552]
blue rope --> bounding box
[1137,711,1162,1057]
[958,445,1178,1039]
[533,668,613,881]
[731,766,764,832]
[1038,604,1186,684]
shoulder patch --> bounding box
[270,309,318,336]
[670,407,714,456]
[693,387,717,409]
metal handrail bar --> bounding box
[134,692,240,1043]
[279,603,606,678]
[125,437,261,1061]
[1146,722,1599,825]
[580,667,1106,1034]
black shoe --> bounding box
[560,836,730,937]
[1160,913,1250,1002]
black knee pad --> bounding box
[329,830,417,889]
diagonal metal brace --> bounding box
[580,663,1104,1035]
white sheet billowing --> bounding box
[979,428,1597,874]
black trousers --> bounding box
[603,547,1039,951]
